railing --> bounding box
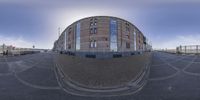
[177,45,200,54]
[0,49,40,56]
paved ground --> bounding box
[0,52,200,100]
[55,52,151,89]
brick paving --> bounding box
[55,52,151,88]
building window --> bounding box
[94,22,97,26]
[110,19,118,52]
[94,18,97,21]
[90,22,93,26]
[68,44,71,49]
[105,37,108,41]
[126,27,130,32]
[126,22,129,26]
[76,22,81,50]
[90,18,93,21]
[126,22,130,32]
[90,41,93,48]
[69,27,72,33]
[90,18,97,33]
[138,33,140,39]
[90,28,93,34]
[90,18,96,25]
[90,40,97,48]
[126,42,130,48]
[90,28,97,34]
[126,35,130,39]
[94,28,97,34]
[94,40,97,47]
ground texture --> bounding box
[0,52,200,100]
[55,53,151,88]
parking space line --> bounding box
[14,72,60,90]
[182,56,200,76]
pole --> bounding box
[197,45,198,54]
[64,31,66,51]
[58,27,61,38]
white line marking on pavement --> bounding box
[0,56,13,76]
[149,71,180,81]
[14,73,60,90]
[149,53,182,81]
[4,53,61,90]
[182,56,200,76]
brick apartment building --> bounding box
[53,16,151,58]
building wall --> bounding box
[53,16,151,53]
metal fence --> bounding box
[177,45,200,54]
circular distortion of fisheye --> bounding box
[53,16,152,97]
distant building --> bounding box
[53,16,152,58]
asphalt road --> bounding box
[0,52,200,100]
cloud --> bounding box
[153,34,200,49]
[0,35,34,48]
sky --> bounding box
[0,0,200,49]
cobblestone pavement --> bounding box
[0,52,200,100]
[55,53,151,88]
